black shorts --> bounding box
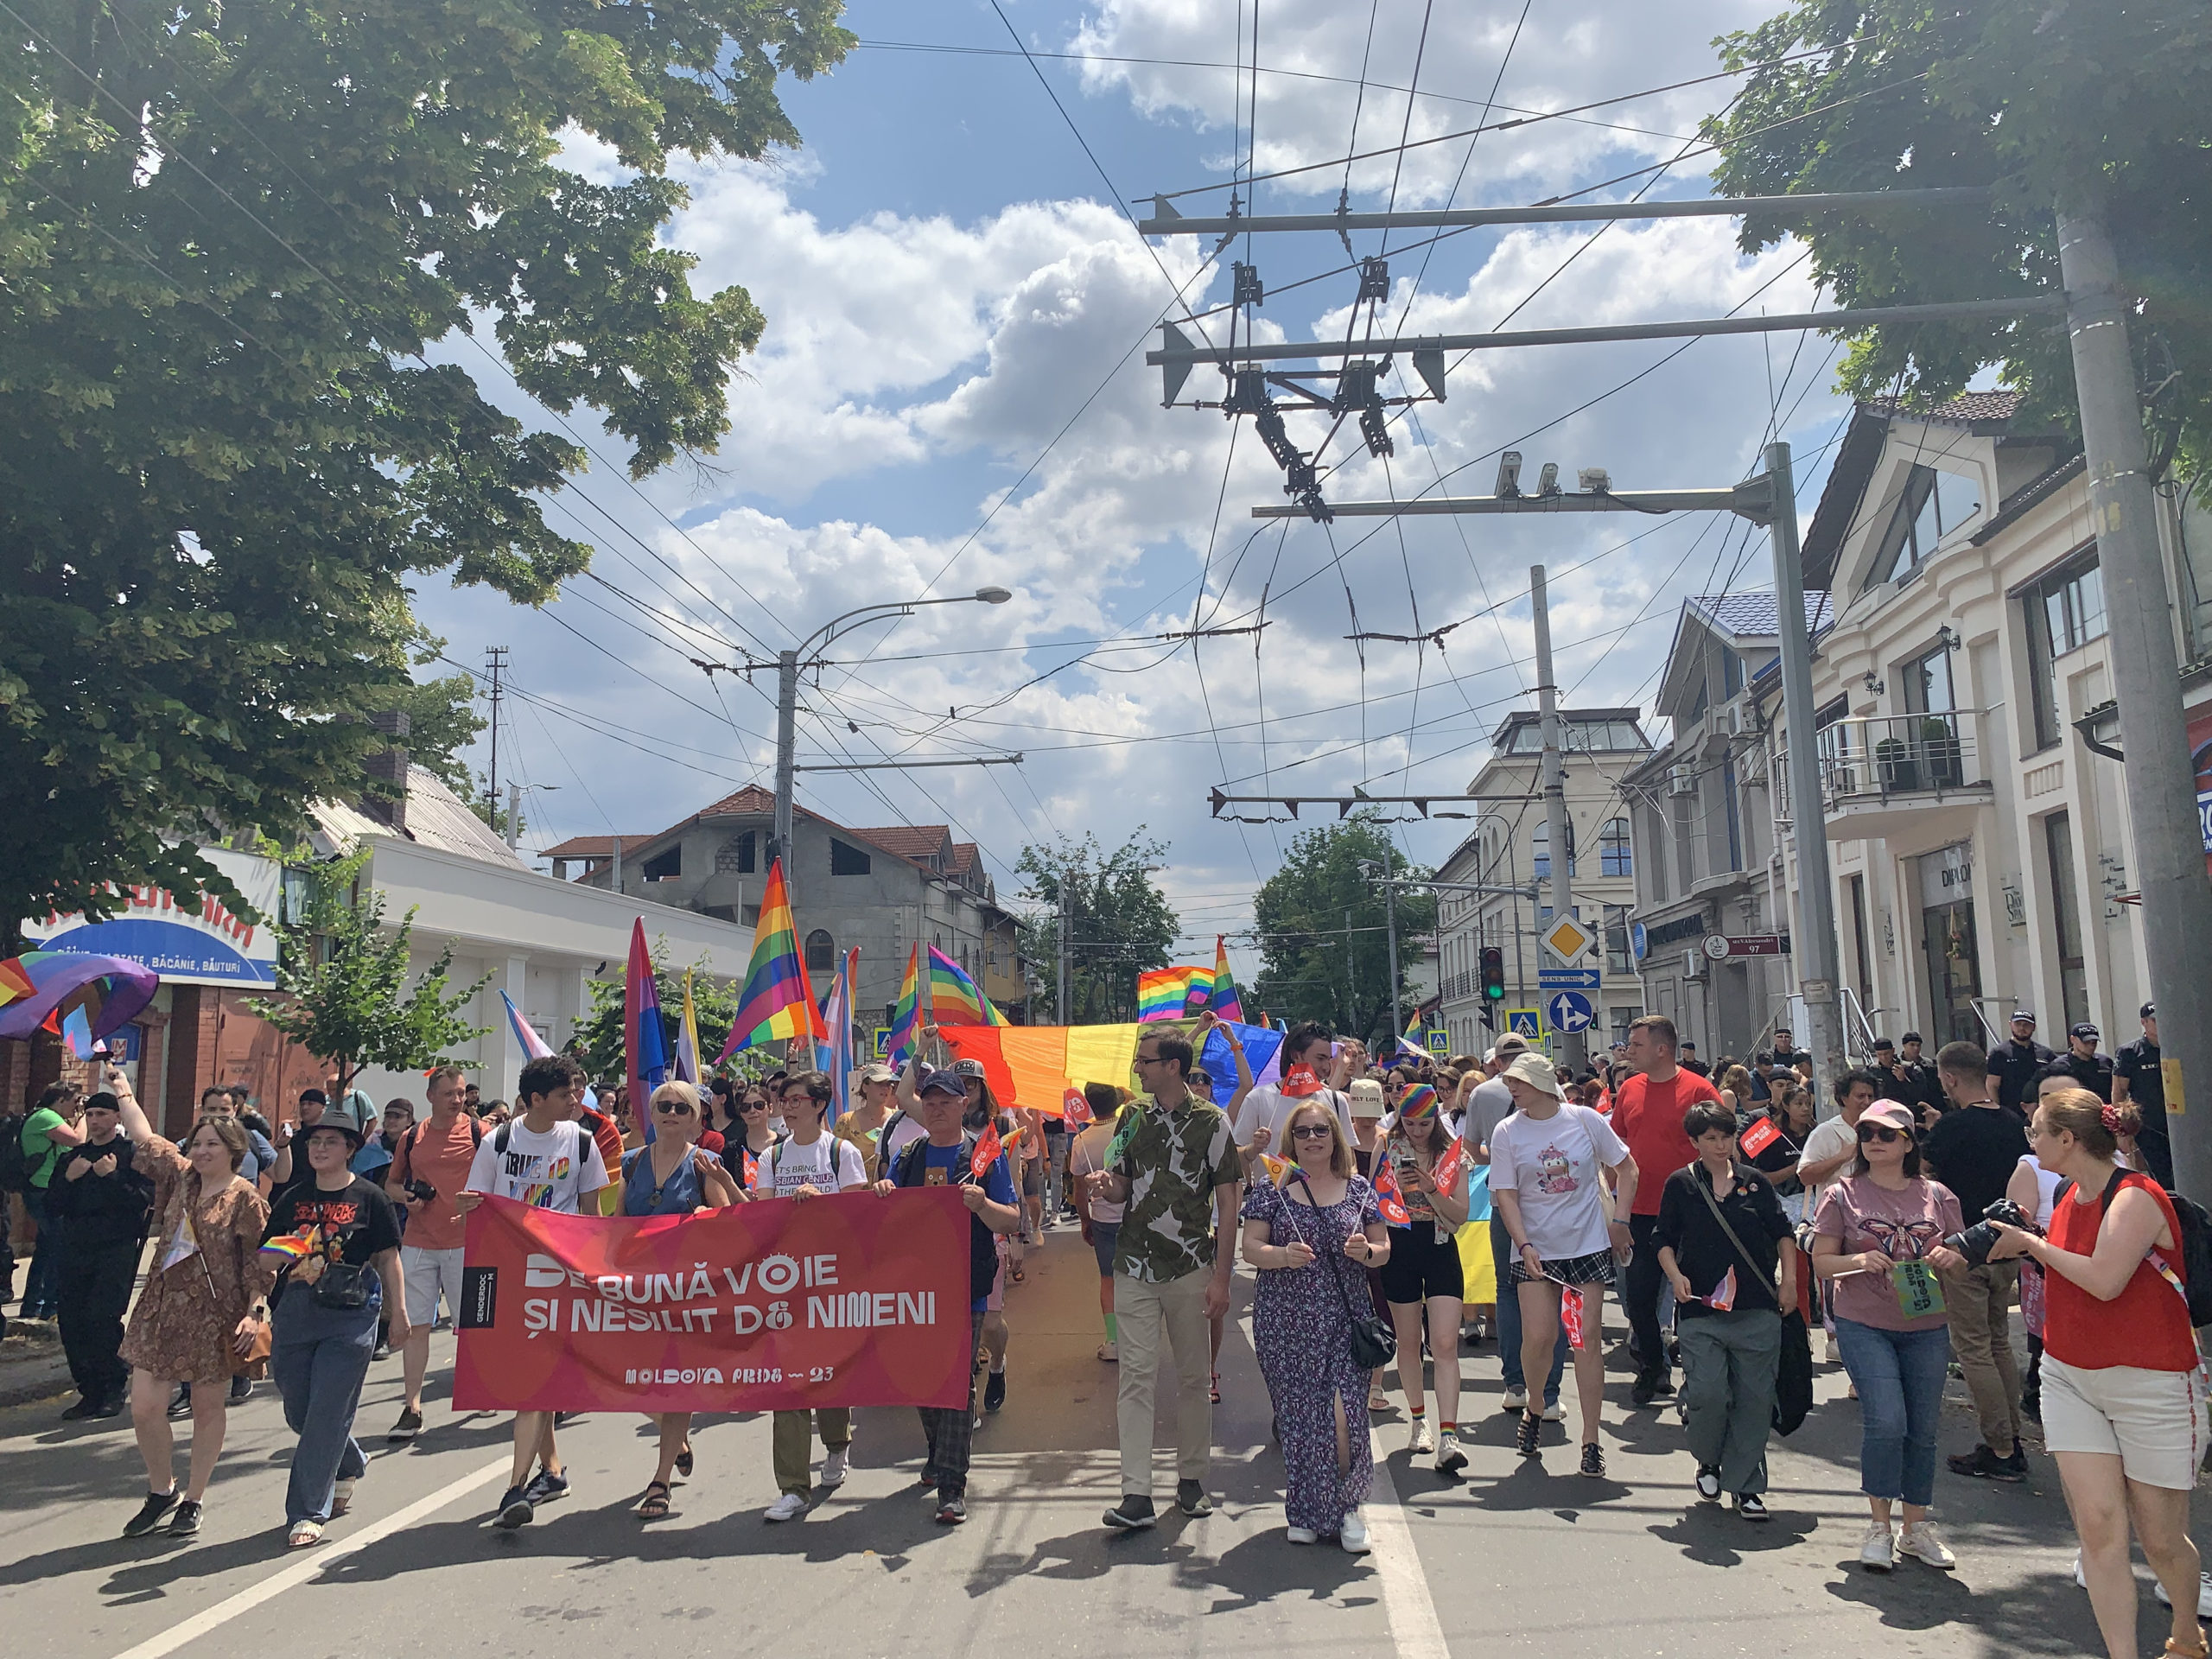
[1379,1222,1465,1305]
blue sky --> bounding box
[418,0,1857,971]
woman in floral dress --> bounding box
[110,1070,276,1540]
[1242,1101,1391,1551]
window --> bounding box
[2044,814,2089,1028]
[830,838,872,876]
[715,831,756,874]
[1599,817,1632,877]
[1721,754,1743,872]
[641,846,681,882]
[1862,463,1982,592]
[1721,647,1744,700]
[2024,547,2105,748]
[1904,641,1955,715]
[1532,821,1575,880]
[805,929,834,972]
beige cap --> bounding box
[1347,1077,1387,1118]
[855,1063,896,1084]
[1501,1051,1564,1097]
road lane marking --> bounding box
[110,1455,512,1659]
[1364,1426,1450,1659]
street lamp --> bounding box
[772,588,1015,866]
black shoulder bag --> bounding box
[1692,1165,1812,1434]
[1284,1171,1396,1371]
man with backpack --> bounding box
[383,1065,481,1442]
[874,1066,1022,1525]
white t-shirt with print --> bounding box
[464,1120,608,1215]
[758,1134,868,1198]
[1487,1103,1629,1262]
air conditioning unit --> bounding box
[1667,764,1697,797]
[1682,948,1706,982]
[1726,704,1753,737]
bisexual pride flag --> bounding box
[625,919,670,1141]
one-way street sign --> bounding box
[1537,969,1601,990]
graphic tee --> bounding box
[464,1120,608,1215]
[1812,1174,1964,1332]
[264,1175,403,1267]
[757,1135,868,1198]
[1486,1103,1629,1262]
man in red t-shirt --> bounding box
[1612,1014,1722,1404]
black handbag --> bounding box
[309,1260,374,1311]
[1285,1171,1397,1371]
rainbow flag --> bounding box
[625,919,670,1141]
[718,858,827,1058]
[501,990,554,1062]
[816,947,859,1121]
[259,1228,320,1262]
[887,944,923,1067]
[1136,966,1213,1022]
[1209,937,1243,1024]
[938,1019,1286,1116]
[926,945,1004,1027]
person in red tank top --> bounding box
[1986,1089,2207,1659]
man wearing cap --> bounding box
[1897,1033,1944,1120]
[1611,1015,1722,1406]
[47,1091,156,1420]
[1873,1038,1942,1128]
[2037,1023,2116,1104]
[2113,1004,2171,1188]
[1986,1013,2055,1115]
[1768,1027,1811,1075]
[1677,1040,1712,1079]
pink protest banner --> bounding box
[454,1191,972,1414]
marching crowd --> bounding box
[6,1006,2207,1658]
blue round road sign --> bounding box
[1545,990,1597,1035]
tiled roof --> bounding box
[696,785,776,819]
[849,824,951,861]
[309,767,530,869]
[1684,592,1833,639]
[947,842,981,874]
[1870,389,2024,427]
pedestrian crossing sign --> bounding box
[1506,1009,1541,1040]
[1425,1029,1450,1057]
[873,1027,893,1059]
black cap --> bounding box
[84,1090,121,1114]
[300,1119,365,1150]
[1873,1038,1895,1052]
[1901,1031,1923,1045]
[2070,1022,2101,1041]
[2141,1001,2157,1020]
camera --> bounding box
[1944,1198,2038,1268]
[404,1179,436,1204]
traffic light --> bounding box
[1480,946,1506,1003]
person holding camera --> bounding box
[1985,1091,2209,1659]
[262,1120,408,1547]
[1811,1099,1967,1573]
[383,1065,480,1443]
[1923,1040,2031,1483]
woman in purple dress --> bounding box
[1242,1100,1392,1551]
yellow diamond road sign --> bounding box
[1541,914,1596,965]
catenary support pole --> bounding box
[772,649,799,871]
[1765,442,1846,1100]
[2056,200,2212,1199]
[1530,567,1587,1073]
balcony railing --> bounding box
[1777,709,1991,815]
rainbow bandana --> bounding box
[1397,1084,1440,1122]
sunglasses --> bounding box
[740,1101,768,1113]
[653,1102,694,1116]
[1291,1123,1333,1141]
[1855,1124,1908,1144]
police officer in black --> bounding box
[45,1091,155,1420]
[1872,1037,1943,1124]
[1985,1010,2056,1114]
[2038,1022,2117,1103]
[2114,1002,2171,1188]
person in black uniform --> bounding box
[1985,1011,2055,1114]
[45,1091,156,1420]
[2113,1002,2171,1188]
[2037,1022,2116,1103]
[1874,1035,1944,1124]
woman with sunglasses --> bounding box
[1241,1102,1389,1548]
[718,1084,785,1186]
[621,1082,744,1519]
[1376,1079,1472,1472]
[1810,1098,1967,1573]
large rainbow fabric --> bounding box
[0,950,158,1043]
[1135,966,1214,1022]
[925,946,1005,1027]
[886,944,923,1066]
[718,858,827,1058]
[939,1019,1286,1116]
[1209,937,1243,1024]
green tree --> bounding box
[397,637,488,802]
[1250,817,1437,1046]
[250,853,490,1096]
[1705,0,2212,492]
[1016,833,1180,1024]
[0,0,853,944]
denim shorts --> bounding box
[1091,1222,1120,1278]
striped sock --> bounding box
[1408,1406,1426,1420]
[1440,1421,1458,1434]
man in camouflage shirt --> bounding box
[1084,1027,1243,1530]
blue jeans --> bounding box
[1834,1317,1951,1507]
[22,1185,63,1314]
[271,1282,378,1525]
[1491,1213,1566,1406]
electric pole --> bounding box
[482,645,508,817]
[1530,566,1587,1073]
[2057,200,2212,1200]
[1057,867,1073,1026]
[772,648,798,871]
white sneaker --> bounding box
[2073,1552,2087,1589]
[1826,1334,1840,1362]
[764,1491,808,1523]
[1434,1439,1468,1476]
[1501,1388,1528,1413]
[1859,1521,1896,1573]
[1898,1520,1955,1570]
[1541,1402,1567,1422]
[1409,1420,1435,1455]
[2153,1568,2212,1615]
[1339,1509,1370,1554]
[1287,1526,1319,1545]
[820,1449,849,1490]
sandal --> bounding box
[288,1520,324,1548]
[2164,1643,2210,1659]
[675,1443,694,1478]
[1008,1266,1027,1285]
[1210,1371,1221,1405]
[639,1481,671,1519]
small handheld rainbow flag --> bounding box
[926,946,1005,1027]
[887,944,923,1067]
[260,1227,321,1262]
[1209,937,1243,1024]
[719,859,828,1058]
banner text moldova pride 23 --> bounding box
[453,1190,973,1414]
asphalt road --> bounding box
[0,1228,2161,1658]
